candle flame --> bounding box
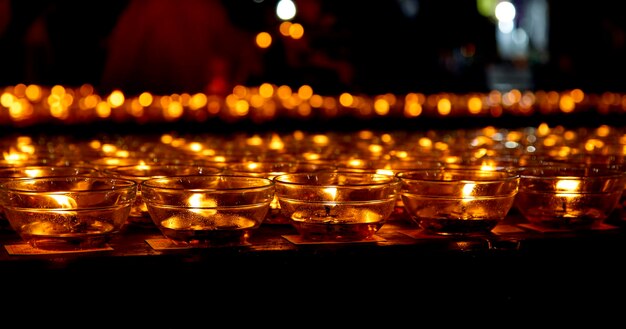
[188,193,217,216]
[24,169,44,177]
[49,195,78,209]
[556,179,580,196]
[324,187,338,200]
[462,183,476,198]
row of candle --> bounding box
[2,123,626,169]
[0,83,623,126]
[0,123,626,251]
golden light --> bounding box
[556,179,580,197]
[279,21,291,37]
[462,183,476,198]
[437,98,452,116]
[24,169,44,177]
[559,94,575,113]
[468,96,483,114]
[187,193,218,216]
[374,98,390,115]
[339,93,354,107]
[269,134,285,150]
[256,32,272,49]
[107,90,125,108]
[324,187,338,200]
[288,23,304,39]
[247,135,263,146]
[49,195,78,209]
[138,92,153,107]
[3,148,28,162]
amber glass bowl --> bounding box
[273,172,399,241]
[515,166,626,229]
[397,169,519,235]
[141,174,274,247]
[0,176,137,250]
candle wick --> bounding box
[324,205,332,217]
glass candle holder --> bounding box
[0,176,137,250]
[273,172,400,241]
[515,166,626,229]
[226,161,335,225]
[103,164,222,227]
[140,174,275,247]
[397,169,520,235]
[0,165,100,231]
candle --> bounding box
[273,172,398,241]
[515,166,626,229]
[397,169,519,235]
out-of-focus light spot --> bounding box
[1,93,15,107]
[437,98,452,115]
[597,125,611,137]
[571,89,584,103]
[563,130,576,141]
[477,0,499,18]
[419,137,432,148]
[312,134,329,145]
[51,85,66,96]
[80,94,98,109]
[289,23,304,39]
[127,99,142,117]
[559,95,575,113]
[108,90,125,108]
[277,85,292,99]
[165,101,183,119]
[276,0,296,21]
[79,84,94,96]
[537,122,550,137]
[495,1,515,22]
[339,93,354,107]
[259,83,274,98]
[309,94,323,107]
[161,134,173,144]
[25,85,42,102]
[256,32,272,48]
[498,20,514,33]
[233,99,249,116]
[404,102,422,117]
[298,85,313,100]
[96,101,111,118]
[279,21,291,36]
[138,92,153,107]
[189,93,207,110]
[374,98,390,115]
[468,96,483,114]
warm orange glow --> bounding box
[256,32,272,49]
[25,85,42,102]
[279,21,291,37]
[289,23,304,39]
[339,93,353,107]
[138,92,153,107]
[374,98,390,115]
[108,90,125,108]
[468,96,482,114]
[164,101,183,119]
[259,83,274,98]
[559,94,575,113]
[437,98,452,116]
[297,85,313,100]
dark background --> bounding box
[1,0,624,96]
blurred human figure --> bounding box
[100,0,263,95]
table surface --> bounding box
[3,209,626,320]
